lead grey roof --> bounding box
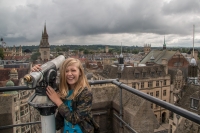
[140,50,176,64]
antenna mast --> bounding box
[121,42,122,54]
[193,25,195,58]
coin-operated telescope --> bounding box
[24,55,65,133]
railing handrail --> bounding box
[0,121,41,130]
[0,86,34,92]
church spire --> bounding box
[44,22,47,34]
[193,25,195,58]
[39,22,49,47]
[163,36,166,50]
[39,22,50,61]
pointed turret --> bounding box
[150,50,155,62]
[119,42,124,64]
[118,42,124,78]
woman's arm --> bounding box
[55,111,64,130]
[57,89,92,125]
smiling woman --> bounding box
[31,58,99,133]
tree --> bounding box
[31,52,41,61]
[84,49,89,55]
[0,48,4,59]
[63,47,69,52]
[56,47,62,52]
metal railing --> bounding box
[0,79,200,133]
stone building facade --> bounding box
[3,45,23,57]
[140,50,190,104]
[96,62,171,124]
[169,84,200,133]
[0,68,41,133]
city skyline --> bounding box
[0,0,200,47]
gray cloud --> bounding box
[162,0,200,14]
[0,0,199,47]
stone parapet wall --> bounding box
[92,85,159,133]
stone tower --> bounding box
[143,44,151,55]
[105,45,109,53]
[39,23,50,61]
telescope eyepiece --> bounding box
[24,74,32,83]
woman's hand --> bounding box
[46,86,63,107]
[31,64,42,72]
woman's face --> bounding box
[65,63,81,89]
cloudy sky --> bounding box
[0,0,200,47]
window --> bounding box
[156,91,159,97]
[190,98,199,110]
[163,80,167,85]
[163,90,166,96]
[142,72,146,78]
[16,129,20,133]
[135,73,139,78]
[141,82,144,89]
[156,104,159,108]
[132,83,136,89]
[148,81,152,87]
[14,97,17,102]
[158,71,161,76]
[15,111,19,121]
[156,81,159,87]
[150,92,153,96]
[151,103,153,109]
[21,126,25,132]
[177,82,180,88]
[151,72,154,77]
[20,105,29,116]
[174,62,182,67]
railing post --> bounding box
[120,86,123,128]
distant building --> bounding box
[0,39,23,57]
[39,23,50,61]
[140,50,190,103]
[99,62,171,124]
[143,44,151,55]
[105,45,109,53]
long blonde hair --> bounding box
[59,58,90,100]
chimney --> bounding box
[161,58,168,74]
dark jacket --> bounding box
[56,87,99,133]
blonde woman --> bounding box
[32,58,99,133]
